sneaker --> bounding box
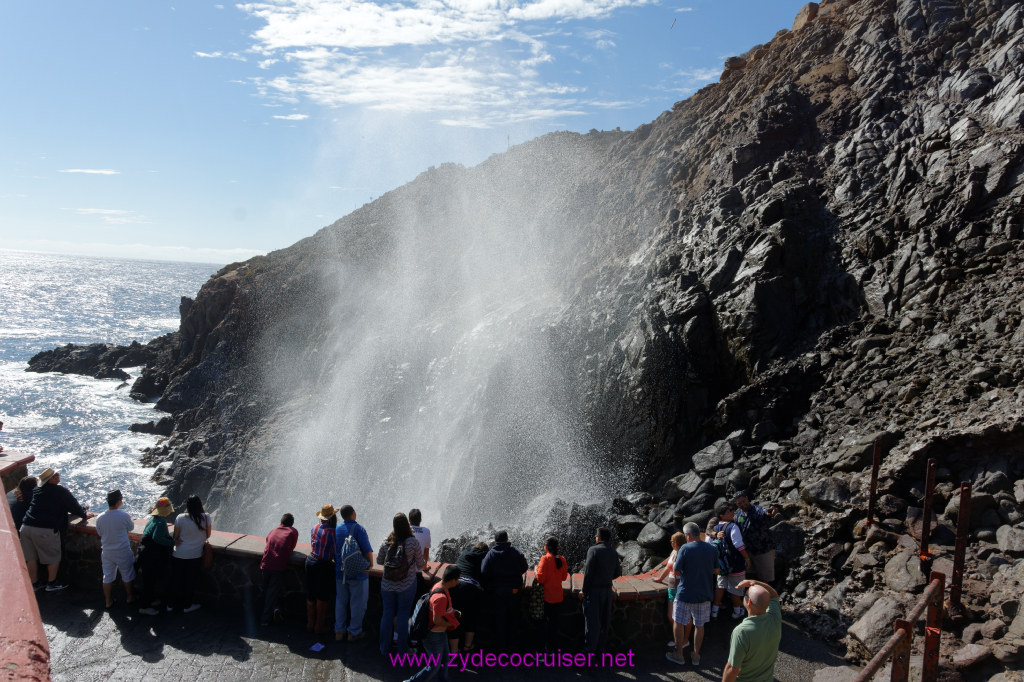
[138,608,160,616]
[45,582,68,592]
[348,632,366,642]
[183,603,201,614]
[665,652,686,665]
[732,607,746,619]
[666,640,675,648]
[335,632,347,642]
[691,654,701,666]
[166,605,174,612]
[711,605,720,617]
[32,582,45,592]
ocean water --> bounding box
[0,250,219,517]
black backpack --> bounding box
[409,586,446,643]
[382,540,410,582]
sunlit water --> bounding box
[0,250,218,517]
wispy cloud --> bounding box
[58,168,120,175]
[234,0,654,128]
[272,113,309,120]
[194,50,247,61]
[66,207,150,225]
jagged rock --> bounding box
[615,541,646,575]
[849,595,904,655]
[611,514,648,541]
[636,522,671,554]
[660,470,704,501]
[692,440,735,475]
[997,525,1024,555]
[801,478,852,510]
[953,642,994,670]
[883,549,925,592]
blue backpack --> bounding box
[711,522,742,574]
[339,528,370,582]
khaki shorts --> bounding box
[717,572,746,596]
[749,550,776,582]
[20,524,62,564]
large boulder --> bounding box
[996,525,1024,555]
[849,595,904,655]
[692,440,736,475]
[883,549,926,592]
[801,478,853,510]
[661,470,705,501]
[636,522,672,555]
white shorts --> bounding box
[717,573,745,596]
[101,546,137,584]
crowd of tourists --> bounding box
[8,466,783,681]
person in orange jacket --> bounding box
[535,536,569,652]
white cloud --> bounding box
[66,207,150,225]
[272,113,309,120]
[234,0,654,127]
[509,0,654,21]
[58,168,120,175]
[194,50,247,61]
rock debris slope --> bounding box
[28,0,1024,670]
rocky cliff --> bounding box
[29,0,1024,671]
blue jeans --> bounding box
[379,581,417,655]
[335,576,369,635]
[407,630,449,682]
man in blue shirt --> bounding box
[667,522,718,666]
[334,505,373,641]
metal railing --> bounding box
[856,437,978,681]
[854,572,945,682]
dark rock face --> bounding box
[26,0,1024,669]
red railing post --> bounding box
[919,458,937,573]
[891,619,913,682]
[866,438,883,531]
[950,482,971,609]
[922,572,945,682]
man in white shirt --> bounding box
[95,489,136,608]
[409,508,431,563]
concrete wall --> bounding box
[61,519,671,648]
[0,451,50,682]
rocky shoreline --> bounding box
[26,0,1024,675]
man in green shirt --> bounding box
[722,579,781,682]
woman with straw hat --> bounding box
[137,497,175,615]
[305,504,338,633]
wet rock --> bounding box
[636,522,671,554]
[611,514,647,541]
[615,541,646,575]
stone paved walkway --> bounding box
[40,589,848,681]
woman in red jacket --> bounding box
[535,536,569,652]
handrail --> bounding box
[854,572,945,682]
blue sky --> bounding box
[1,1,807,264]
